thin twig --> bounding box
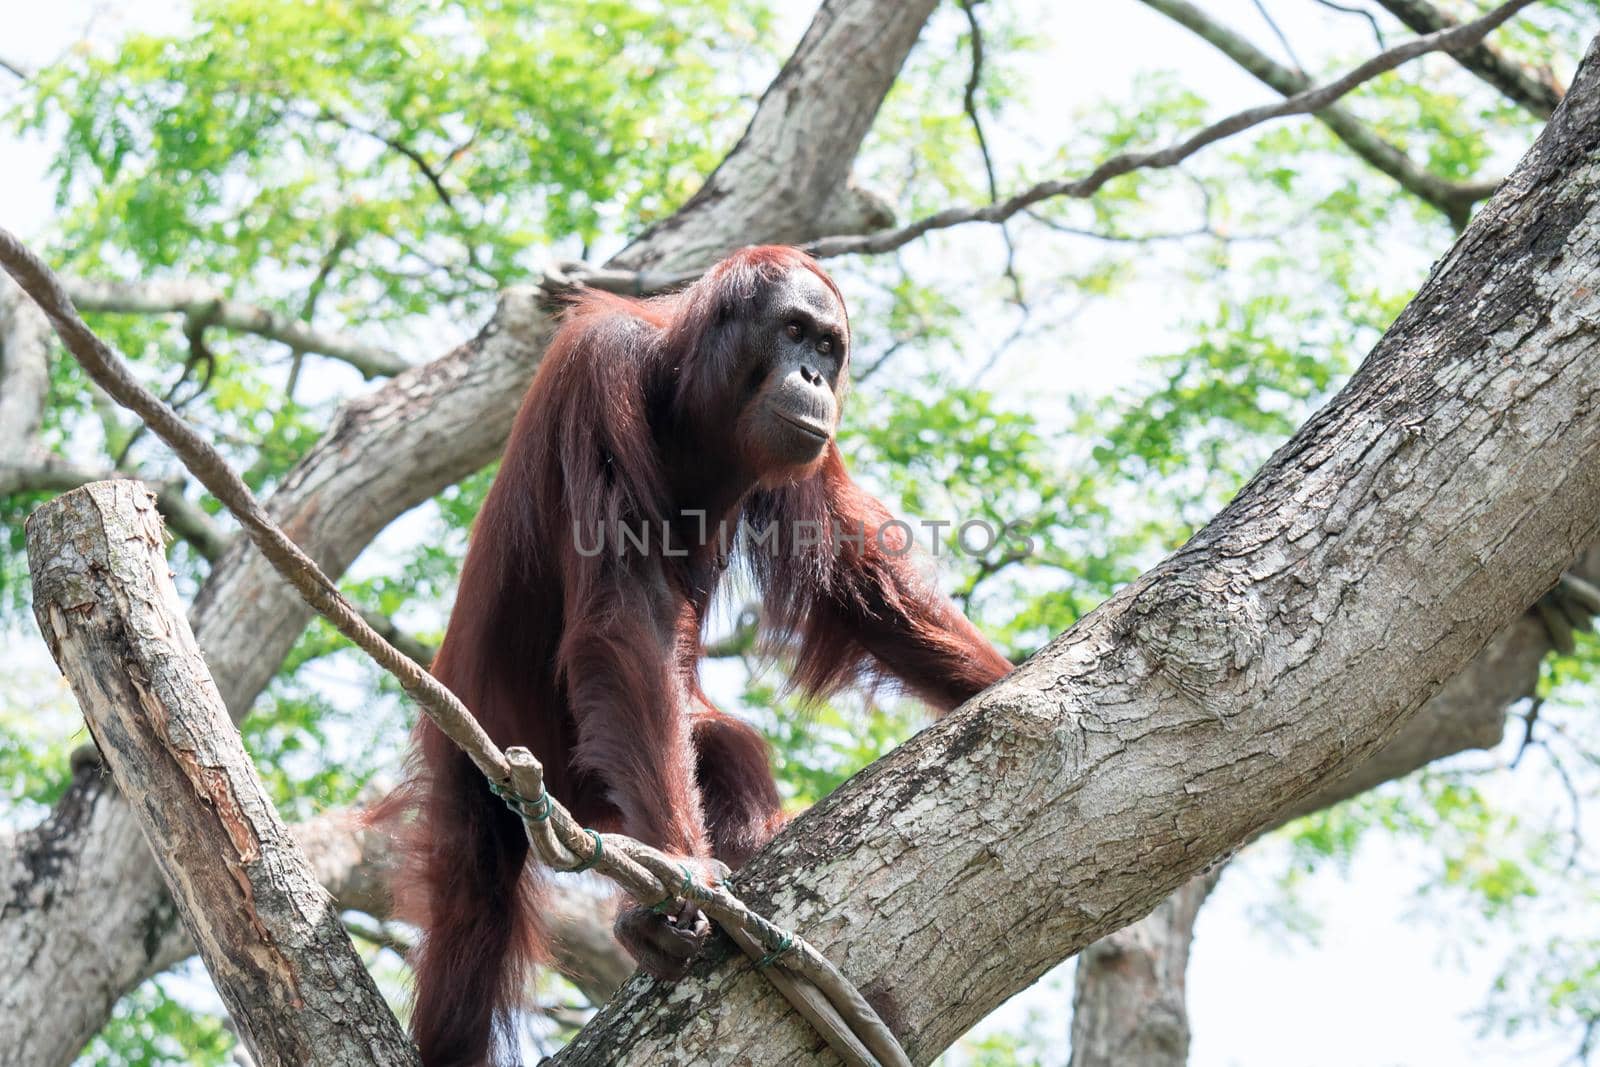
[313,107,457,210]
[288,231,353,398]
[1532,739,1584,871]
[956,0,1026,309]
[802,0,1534,259]
[1311,0,1388,48]
[1141,0,1504,227]
[1251,0,1307,72]
[65,277,408,377]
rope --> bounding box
[487,780,552,822]
[568,829,604,874]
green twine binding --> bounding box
[651,864,699,912]
[487,780,552,823]
[568,829,604,874]
[757,933,794,970]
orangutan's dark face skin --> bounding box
[735,267,849,478]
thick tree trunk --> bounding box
[26,482,416,1067]
[552,39,1600,1065]
[609,0,935,273]
[1066,581,1559,1066]
[1069,872,1219,1067]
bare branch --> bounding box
[313,107,457,210]
[955,0,1024,306]
[1,459,433,662]
[804,0,1531,259]
[1069,871,1221,1067]
[1312,0,1388,49]
[1375,0,1564,117]
[64,277,410,378]
[612,0,942,272]
[1136,0,1509,227]
[1250,0,1307,72]
[0,457,228,559]
[0,55,31,81]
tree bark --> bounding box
[0,2,935,1062]
[1069,872,1219,1067]
[1065,581,1559,1066]
[25,482,416,1067]
[0,272,52,476]
[551,39,1600,1065]
[610,0,935,273]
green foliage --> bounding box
[0,645,80,813]
[15,0,773,315]
[1285,773,1547,917]
[749,679,923,808]
[81,978,234,1067]
[1484,936,1600,1053]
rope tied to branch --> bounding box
[649,865,694,911]
[568,828,604,874]
[487,780,552,822]
[757,932,795,970]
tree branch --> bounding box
[955,0,1024,305]
[611,0,941,272]
[0,458,227,556]
[1069,870,1221,1067]
[1374,0,1564,117]
[63,278,411,378]
[1312,0,1388,49]
[311,107,457,210]
[1068,580,1554,1064]
[804,0,1533,260]
[1136,0,1508,227]
[0,274,53,469]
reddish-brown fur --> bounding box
[388,247,1012,1066]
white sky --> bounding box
[0,3,1586,1066]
